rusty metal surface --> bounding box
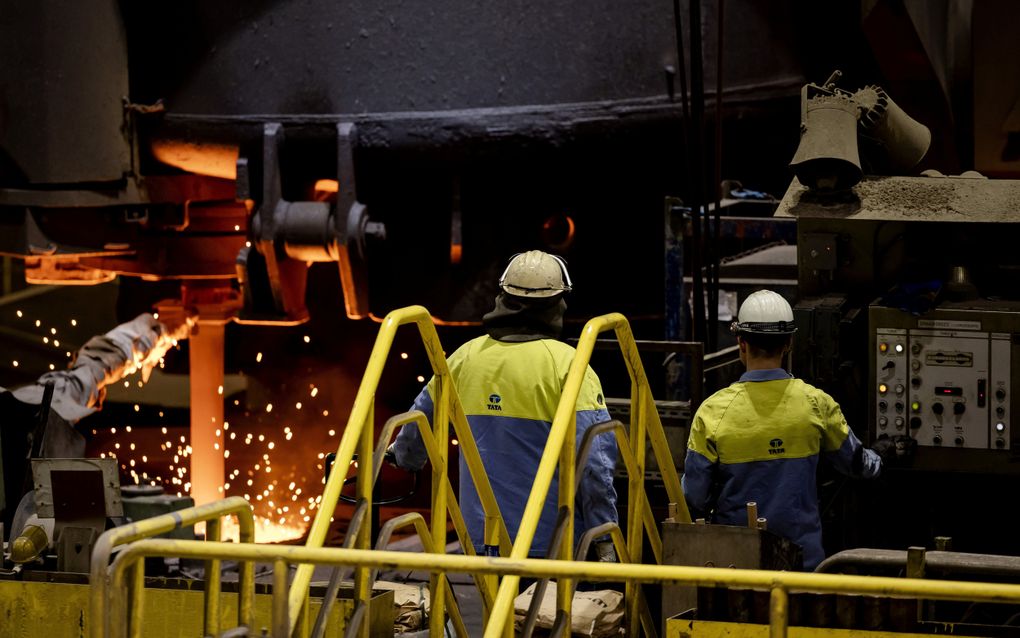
[775,175,1020,222]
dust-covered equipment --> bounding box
[789,71,931,192]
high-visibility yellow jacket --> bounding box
[683,369,881,570]
[392,335,617,557]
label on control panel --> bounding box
[917,319,982,330]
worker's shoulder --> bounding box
[788,377,838,403]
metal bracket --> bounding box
[240,122,382,323]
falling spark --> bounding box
[328,429,336,437]
[310,387,318,398]
[265,403,273,413]
[134,404,140,412]
[50,328,56,335]
[295,402,302,410]
[217,385,224,395]
[400,352,408,359]
[322,410,329,417]
[12,361,18,367]
[43,337,49,344]
[48,364,55,370]
[303,335,311,343]
[35,320,40,327]
[417,375,425,382]
[256,352,263,363]
[16,310,22,318]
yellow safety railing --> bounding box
[88,496,255,638]
[292,305,513,636]
[104,540,1020,638]
[485,312,692,638]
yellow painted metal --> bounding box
[274,559,290,638]
[354,396,374,638]
[663,619,986,638]
[0,578,370,638]
[431,374,450,638]
[484,312,693,637]
[365,512,469,638]
[205,517,223,637]
[89,495,255,638]
[406,409,498,612]
[770,587,788,638]
[107,539,1020,638]
[291,305,514,635]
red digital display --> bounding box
[935,386,963,396]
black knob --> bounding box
[996,388,1007,401]
[895,402,904,413]
[933,434,943,445]
[909,417,922,429]
[911,342,922,355]
[883,361,896,371]
[879,401,888,412]
[996,437,1006,449]
[954,435,965,446]
[954,402,966,415]
[911,377,922,387]
[997,406,1005,417]
[932,403,944,415]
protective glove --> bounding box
[871,437,897,465]
[595,540,618,563]
[384,443,399,469]
[872,435,916,466]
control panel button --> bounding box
[996,406,1005,417]
[878,383,888,395]
[911,401,921,413]
[879,342,889,353]
[954,435,965,446]
[911,376,921,388]
[894,417,904,429]
[996,437,1006,449]
[878,401,888,412]
[895,384,905,396]
[909,417,921,429]
[895,402,904,413]
[911,342,922,355]
[933,434,943,445]
[894,343,904,354]
[996,388,1007,401]
[996,422,1006,433]
[953,402,966,415]
[878,416,888,428]
[932,403,944,415]
[911,360,921,372]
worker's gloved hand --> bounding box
[872,435,916,466]
[384,443,400,469]
[595,540,618,563]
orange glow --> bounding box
[206,517,307,544]
[314,179,339,193]
[150,139,240,180]
[450,243,463,265]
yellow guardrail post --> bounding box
[557,389,577,624]
[483,312,694,637]
[770,585,789,638]
[353,397,374,638]
[90,496,255,638]
[107,539,1020,638]
[431,375,450,637]
[291,305,513,635]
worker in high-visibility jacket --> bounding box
[683,289,895,570]
[390,250,618,560]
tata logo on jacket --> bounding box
[768,438,785,455]
[487,394,502,411]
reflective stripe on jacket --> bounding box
[682,368,881,570]
[391,335,618,557]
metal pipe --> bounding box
[108,540,1020,611]
[522,507,571,638]
[273,559,289,638]
[89,496,254,638]
[189,320,227,507]
[770,587,788,638]
[310,500,368,638]
[205,517,223,637]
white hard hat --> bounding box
[498,250,572,298]
[731,290,797,335]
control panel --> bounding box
[871,304,1016,452]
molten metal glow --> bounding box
[213,517,307,544]
[150,139,240,180]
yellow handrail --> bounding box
[291,305,512,634]
[484,312,692,637]
[89,496,255,638]
[106,539,1020,638]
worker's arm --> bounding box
[817,391,882,478]
[682,408,719,516]
[389,385,434,471]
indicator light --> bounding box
[878,383,888,394]
[879,343,889,353]
[996,422,1006,433]
[911,401,921,412]
[895,343,904,353]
